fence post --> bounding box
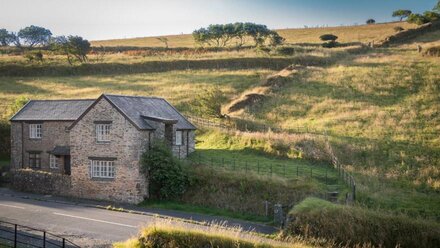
[43,231,46,248]
[62,238,65,248]
[14,224,17,248]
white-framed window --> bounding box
[96,124,111,142]
[175,130,183,146]
[49,154,58,169]
[90,160,115,179]
[29,124,42,139]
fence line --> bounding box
[0,221,80,248]
[185,114,356,201]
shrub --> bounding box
[275,46,295,56]
[284,198,440,247]
[366,19,376,24]
[192,87,225,118]
[0,121,11,158]
[141,142,189,200]
[321,41,338,48]
[394,26,404,32]
[424,11,440,22]
[407,13,429,25]
[424,46,440,57]
[319,34,338,42]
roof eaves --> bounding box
[161,98,197,130]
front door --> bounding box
[64,155,71,175]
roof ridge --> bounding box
[103,93,164,100]
[28,99,96,102]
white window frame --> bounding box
[175,130,183,146]
[90,160,115,179]
[96,124,111,142]
[49,154,58,169]
[29,124,42,139]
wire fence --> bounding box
[185,114,356,201]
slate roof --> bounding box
[10,100,95,121]
[104,94,196,130]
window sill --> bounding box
[96,141,111,144]
[29,138,42,140]
[91,177,115,181]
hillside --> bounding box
[0,20,439,230]
[91,21,417,47]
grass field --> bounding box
[0,21,439,228]
[92,21,417,48]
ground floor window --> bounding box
[49,154,58,169]
[29,153,41,169]
[90,160,115,178]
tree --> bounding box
[268,31,285,47]
[319,34,338,42]
[392,10,412,21]
[17,25,52,47]
[434,0,440,13]
[156,37,169,48]
[407,13,429,25]
[141,141,188,200]
[366,19,376,24]
[193,87,225,118]
[424,11,440,22]
[51,35,91,64]
[0,29,15,46]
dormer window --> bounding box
[29,124,42,139]
[96,123,111,142]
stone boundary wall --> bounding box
[378,21,440,47]
[11,169,71,195]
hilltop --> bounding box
[91,21,417,47]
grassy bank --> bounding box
[114,221,308,248]
[284,197,440,248]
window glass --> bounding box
[29,124,42,139]
[49,154,58,169]
[176,131,183,145]
[96,124,111,142]
[90,160,115,178]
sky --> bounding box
[0,0,437,40]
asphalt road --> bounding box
[0,192,277,247]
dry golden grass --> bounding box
[92,22,417,48]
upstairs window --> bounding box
[96,124,111,142]
[29,124,42,139]
[175,130,183,146]
[29,153,41,169]
[49,154,58,169]
[90,160,115,179]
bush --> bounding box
[366,19,376,24]
[407,13,429,25]
[0,120,11,158]
[141,142,189,200]
[275,46,295,56]
[321,41,338,48]
[394,26,404,32]
[192,87,225,118]
[319,34,338,42]
[284,198,440,247]
[424,46,440,57]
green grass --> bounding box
[139,200,271,223]
[285,197,440,247]
[190,129,342,187]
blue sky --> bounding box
[1,0,436,40]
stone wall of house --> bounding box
[70,98,149,204]
[11,169,71,195]
[10,121,71,174]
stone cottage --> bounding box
[10,93,196,203]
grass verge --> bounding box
[284,197,440,248]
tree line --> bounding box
[0,25,91,64]
[193,22,284,48]
[392,1,440,25]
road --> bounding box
[0,192,276,247]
